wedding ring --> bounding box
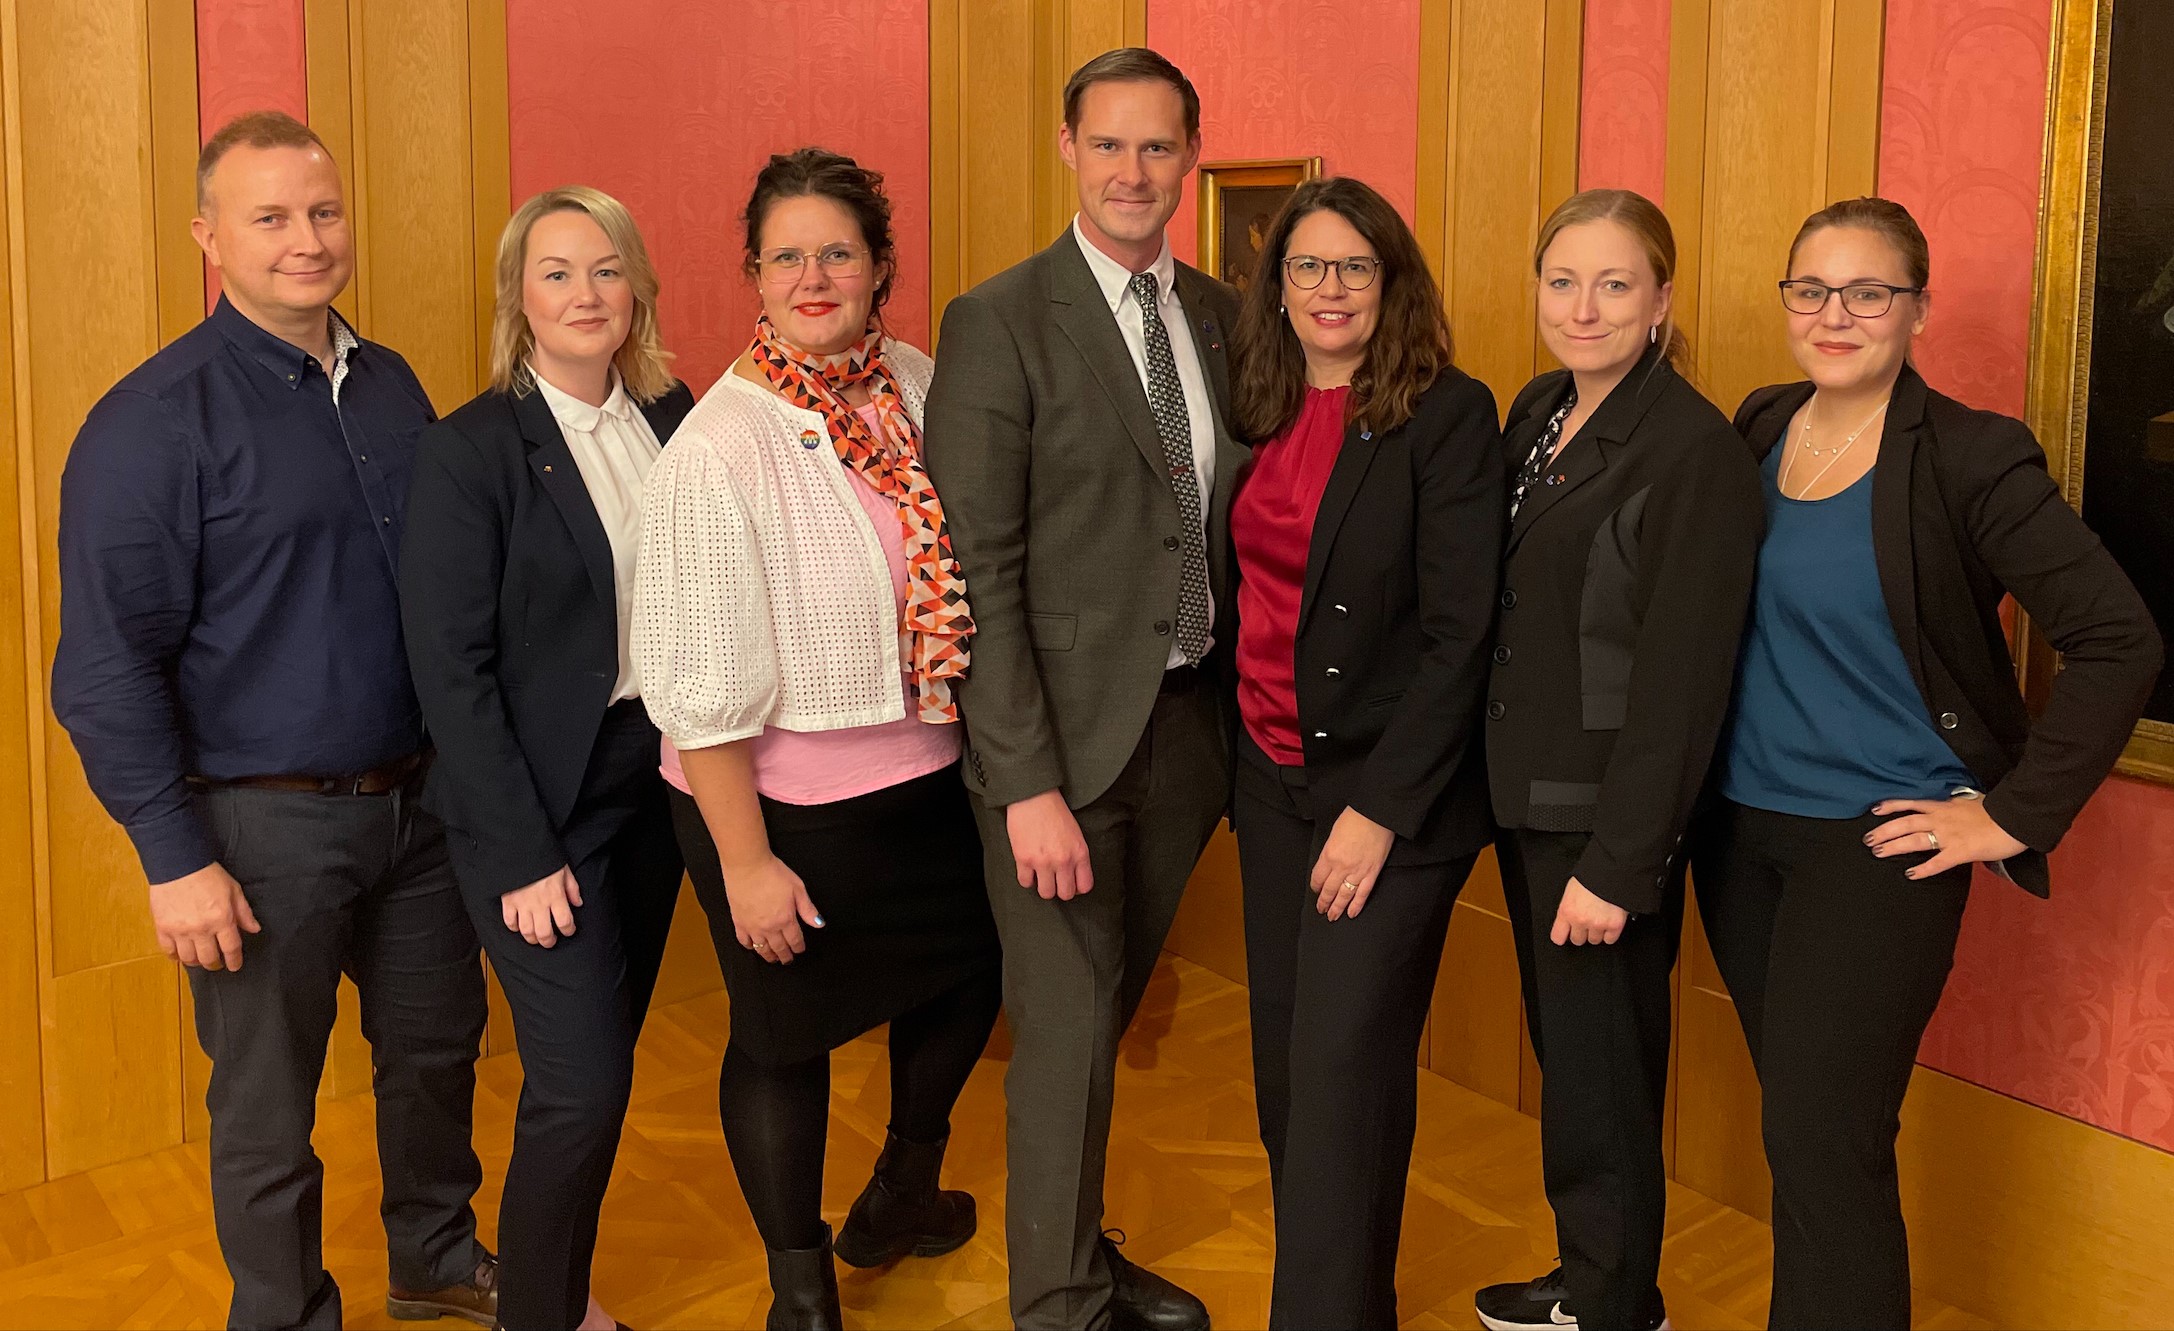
[1341,881,1358,892]
[1926,831,1940,852]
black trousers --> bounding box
[1496,826,1680,1331]
[1233,736,1472,1330]
[454,702,684,1331]
[1691,802,1971,1330]
[186,777,487,1331]
[969,682,1229,1330]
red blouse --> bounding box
[1233,384,1351,766]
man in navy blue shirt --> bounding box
[52,111,495,1331]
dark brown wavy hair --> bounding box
[1230,177,1453,443]
[741,147,897,315]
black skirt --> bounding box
[669,764,1000,1066]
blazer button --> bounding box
[1500,589,1517,609]
[1154,620,1170,636]
[1313,731,1329,739]
[1325,667,1340,678]
[1487,700,1506,721]
[1163,535,1180,550]
[1939,711,1959,730]
[1333,603,1349,617]
[1493,645,1512,665]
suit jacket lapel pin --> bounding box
[1546,473,1565,485]
[800,428,822,450]
[1202,318,1221,352]
[1360,430,1373,441]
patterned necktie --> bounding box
[1129,271,1209,665]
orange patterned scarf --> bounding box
[750,316,973,723]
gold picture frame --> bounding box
[2021,0,2174,784]
[1197,157,1322,296]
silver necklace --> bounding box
[1782,396,1888,499]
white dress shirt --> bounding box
[532,367,663,704]
[1071,217,1219,666]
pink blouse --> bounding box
[660,402,961,804]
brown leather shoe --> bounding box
[386,1252,499,1327]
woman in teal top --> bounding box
[1693,197,2159,1331]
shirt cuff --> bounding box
[126,801,219,885]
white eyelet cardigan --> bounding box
[632,340,934,751]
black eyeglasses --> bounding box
[1778,279,1923,318]
[1283,254,1382,291]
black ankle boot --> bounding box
[763,1223,842,1331]
[831,1131,977,1268]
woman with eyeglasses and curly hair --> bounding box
[632,148,1001,1330]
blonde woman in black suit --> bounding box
[1476,188,1763,1331]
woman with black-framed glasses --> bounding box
[1691,196,2159,1328]
[1225,176,1505,1328]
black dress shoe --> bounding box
[1100,1230,1209,1331]
[833,1130,977,1267]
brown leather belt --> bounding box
[186,750,428,796]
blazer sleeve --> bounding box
[631,432,779,751]
[398,419,565,895]
[921,292,1066,805]
[1349,376,1507,838]
[1575,425,1766,913]
[1955,417,2162,852]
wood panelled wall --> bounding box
[0,0,513,1188]
[928,0,1148,328]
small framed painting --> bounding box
[1197,157,1322,296]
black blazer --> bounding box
[1486,346,1765,913]
[399,380,696,899]
[1735,366,2161,895]
[1232,368,1507,863]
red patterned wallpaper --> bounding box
[506,0,931,394]
[1579,0,1670,204]
[1923,780,2174,1152]
[1147,0,1422,271]
[1878,0,2048,418]
[1882,0,2174,1155]
[194,0,308,311]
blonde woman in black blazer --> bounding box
[401,188,690,1331]
[1691,197,2159,1329]
[1476,190,1763,1331]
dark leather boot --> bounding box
[832,1131,977,1268]
[764,1223,842,1331]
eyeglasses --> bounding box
[1283,254,1382,291]
[758,244,868,285]
[1777,279,1923,318]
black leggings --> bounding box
[720,970,1003,1251]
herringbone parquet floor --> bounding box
[0,957,1991,1330]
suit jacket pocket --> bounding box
[1366,690,1406,709]
[1025,611,1077,652]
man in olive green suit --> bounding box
[922,48,1242,1331]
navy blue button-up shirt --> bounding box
[52,297,437,883]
